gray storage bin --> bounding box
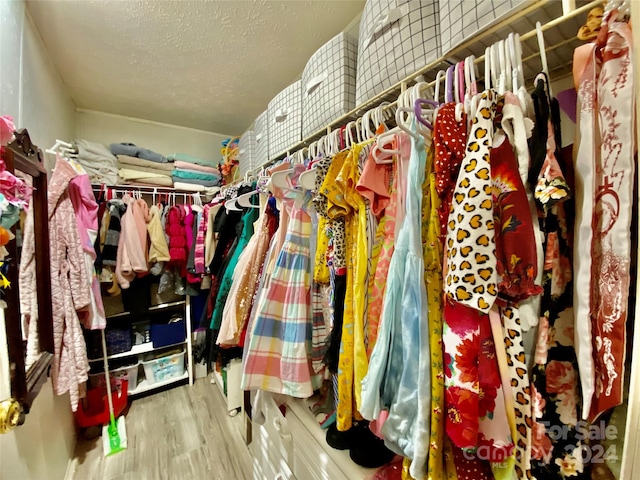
[302,32,358,138]
[268,80,302,160]
[254,110,269,168]
[439,0,531,54]
[355,0,440,105]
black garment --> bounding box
[101,200,127,266]
[323,273,347,373]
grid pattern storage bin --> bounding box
[268,80,302,160]
[302,32,358,138]
[355,0,440,105]
[142,350,185,384]
[439,0,531,54]
[239,130,256,177]
[254,111,269,168]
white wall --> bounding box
[0,1,77,479]
[76,109,231,164]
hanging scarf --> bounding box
[574,19,636,421]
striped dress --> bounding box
[241,167,321,398]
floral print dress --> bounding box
[529,76,587,480]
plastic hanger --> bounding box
[190,193,204,213]
[484,46,492,91]
[454,62,462,104]
[236,189,260,208]
[444,65,456,103]
[414,98,437,130]
[491,42,500,93]
[270,160,294,189]
[434,70,446,105]
[464,55,480,119]
[536,21,552,96]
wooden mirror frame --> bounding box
[2,128,54,417]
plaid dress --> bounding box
[241,170,321,398]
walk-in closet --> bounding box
[1,0,639,479]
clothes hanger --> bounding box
[376,105,420,157]
[434,69,446,106]
[491,41,501,93]
[464,56,479,114]
[236,190,260,208]
[190,193,204,212]
[414,98,437,130]
[484,46,492,91]
[444,65,455,103]
[453,62,462,104]
[344,121,354,148]
[270,159,294,190]
[536,21,552,97]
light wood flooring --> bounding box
[67,379,253,480]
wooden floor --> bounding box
[68,379,253,480]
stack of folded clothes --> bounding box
[167,153,222,191]
[116,155,174,186]
[74,139,119,185]
[110,143,173,186]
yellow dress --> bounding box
[321,150,354,430]
[324,142,372,430]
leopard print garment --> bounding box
[501,305,534,480]
[445,90,498,314]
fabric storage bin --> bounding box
[239,130,256,177]
[150,317,186,349]
[268,81,302,160]
[254,110,269,168]
[142,350,186,384]
[84,323,132,359]
[355,0,440,105]
[302,32,357,137]
[439,0,530,54]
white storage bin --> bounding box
[302,32,358,138]
[268,80,302,160]
[356,0,440,105]
[254,110,269,168]
[142,350,185,384]
[439,0,531,54]
[239,130,256,177]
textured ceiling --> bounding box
[26,0,364,135]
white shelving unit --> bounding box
[212,358,243,415]
[92,297,194,398]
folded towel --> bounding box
[117,155,174,172]
[167,153,217,167]
[174,182,221,194]
[174,160,220,176]
[75,139,119,185]
[171,177,220,187]
[118,168,173,186]
[110,143,167,163]
[172,168,220,182]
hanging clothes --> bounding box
[529,75,586,480]
[378,120,432,480]
[210,197,260,331]
[241,165,321,397]
[47,158,93,411]
[218,196,279,346]
[574,18,636,422]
